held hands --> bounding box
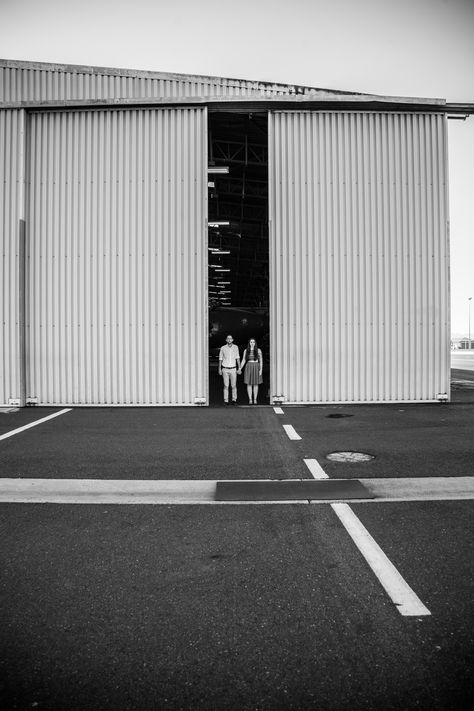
[237,369,242,375]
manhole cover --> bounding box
[326,451,375,462]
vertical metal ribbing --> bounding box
[27,107,207,405]
[2,64,344,103]
[0,109,26,405]
[269,111,449,403]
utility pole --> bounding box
[469,297,472,347]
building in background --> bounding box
[2,59,472,406]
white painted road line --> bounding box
[0,408,72,441]
[283,424,302,440]
[302,454,431,615]
[304,458,329,479]
[273,407,284,414]
[331,502,431,616]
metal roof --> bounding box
[0,57,373,99]
[2,58,472,113]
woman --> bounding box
[240,338,263,404]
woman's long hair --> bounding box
[245,339,259,360]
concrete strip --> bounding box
[363,477,474,501]
[0,479,217,504]
[0,477,473,505]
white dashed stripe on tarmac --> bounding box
[302,456,430,616]
[304,458,329,479]
[273,407,284,414]
[331,502,431,617]
[283,424,302,440]
[0,408,72,441]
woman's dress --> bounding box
[244,349,263,385]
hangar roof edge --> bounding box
[0,57,445,104]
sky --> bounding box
[1,0,473,335]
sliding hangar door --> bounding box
[269,111,450,403]
[2,105,449,406]
[26,107,208,405]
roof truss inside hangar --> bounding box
[208,112,268,309]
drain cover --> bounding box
[327,413,354,418]
[326,451,374,462]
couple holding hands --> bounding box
[218,334,263,405]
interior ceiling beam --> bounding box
[211,202,267,222]
[213,139,267,166]
[209,255,267,266]
[214,177,267,199]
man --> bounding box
[218,334,241,405]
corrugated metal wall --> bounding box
[0,109,26,405]
[0,61,321,103]
[269,111,450,403]
[27,108,207,405]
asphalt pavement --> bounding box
[0,367,473,710]
[1,399,472,481]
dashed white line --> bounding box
[302,455,430,617]
[273,407,284,414]
[0,408,72,441]
[331,503,431,616]
[282,424,302,440]
[303,458,329,479]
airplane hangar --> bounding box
[1,58,469,406]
